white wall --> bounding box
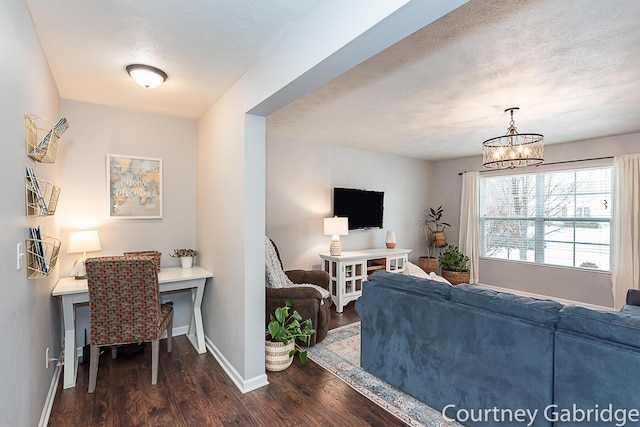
[433,133,640,307]
[0,0,61,425]
[265,135,433,270]
[196,0,466,392]
[57,100,198,342]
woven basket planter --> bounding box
[418,257,438,273]
[441,269,470,286]
[430,231,447,248]
[265,340,295,372]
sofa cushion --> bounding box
[558,305,640,348]
[450,285,563,327]
[621,304,640,316]
[367,270,451,300]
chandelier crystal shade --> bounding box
[482,107,544,170]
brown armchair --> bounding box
[266,239,332,345]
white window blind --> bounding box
[480,166,612,271]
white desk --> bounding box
[52,266,213,389]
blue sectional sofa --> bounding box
[356,271,640,427]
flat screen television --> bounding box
[333,187,384,230]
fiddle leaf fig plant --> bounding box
[420,205,451,233]
[267,299,315,364]
[420,205,451,253]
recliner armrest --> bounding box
[286,269,330,291]
[626,289,640,306]
[266,286,325,300]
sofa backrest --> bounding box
[451,284,563,327]
[366,270,452,300]
[558,305,640,348]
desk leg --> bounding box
[61,296,77,389]
[186,279,206,354]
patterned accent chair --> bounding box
[85,256,174,393]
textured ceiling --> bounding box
[25,0,640,161]
[268,0,640,160]
[25,0,322,119]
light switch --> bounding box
[17,242,24,270]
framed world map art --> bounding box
[107,154,163,219]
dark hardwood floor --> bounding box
[48,302,406,426]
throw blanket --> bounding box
[265,237,330,302]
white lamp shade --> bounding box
[324,217,348,236]
[67,230,102,254]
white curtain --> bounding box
[611,154,640,309]
[459,171,480,284]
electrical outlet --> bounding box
[45,347,50,369]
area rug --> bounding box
[307,322,462,427]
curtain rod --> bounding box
[458,156,614,176]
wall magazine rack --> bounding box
[26,235,61,279]
[24,175,61,217]
[24,114,63,163]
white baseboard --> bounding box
[204,334,268,394]
[39,352,62,427]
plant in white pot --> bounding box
[169,248,198,269]
[265,299,315,371]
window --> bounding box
[480,166,612,271]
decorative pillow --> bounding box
[403,261,430,278]
[626,289,640,306]
[403,261,451,284]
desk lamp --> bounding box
[67,230,102,279]
[323,217,348,256]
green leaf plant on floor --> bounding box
[266,299,315,364]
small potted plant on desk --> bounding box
[265,299,315,372]
[419,205,451,273]
[169,248,199,269]
[438,244,470,285]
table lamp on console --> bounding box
[323,216,348,256]
[67,230,102,279]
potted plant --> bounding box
[418,206,451,272]
[169,248,199,269]
[265,299,315,371]
[438,244,470,285]
[420,205,451,248]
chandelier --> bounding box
[482,107,544,169]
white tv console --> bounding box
[319,248,411,312]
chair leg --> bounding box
[88,346,99,393]
[167,316,173,353]
[151,339,159,385]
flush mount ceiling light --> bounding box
[125,64,167,89]
[482,107,544,170]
